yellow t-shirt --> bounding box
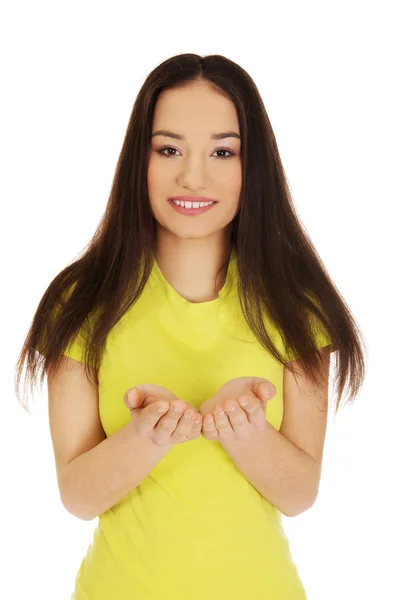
[62,247,331,600]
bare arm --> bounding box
[221,422,318,517]
[60,420,171,520]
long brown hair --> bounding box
[14,53,367,416]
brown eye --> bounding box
[157,147,178,158]
[214,148,235,159]
[156,146,236,160]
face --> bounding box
[147,81,242,242]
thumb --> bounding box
[124,387,145,410]
[257,381,271,401]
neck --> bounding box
[154,230,232,303]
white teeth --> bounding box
[171,199,215,209]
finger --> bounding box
[237,395,260,413]
[192,414,202,430]
[223,400,248,429]
[128,385,172,410]
[186,414,203,439]
[124,387,144,410]
[213,406,234,439]
[257,381,275,401]
[152,401,187,445]
[172,408,197,440]
[137,402,169,436]
[237,395,267,429]
[155,400,185,432]
[201,413,218,440]
[203,413,214,429]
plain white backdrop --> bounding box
[2,1,398,598]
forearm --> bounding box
[60,421,172,521]
[221,421,318,517]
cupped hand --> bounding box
[124,384,203,445]
[124,383,179,413]
[199,377,276,443]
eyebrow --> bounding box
[151,129,241,141]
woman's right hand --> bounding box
[123,384,203,447]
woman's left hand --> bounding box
[199,377,276,443]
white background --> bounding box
[2,1,399,598]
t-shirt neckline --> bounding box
[150,246,237,312]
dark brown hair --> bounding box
[14,53,367,416]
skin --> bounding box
[198,377,275,442]
[125,377,276,445]
[147,79,242,303]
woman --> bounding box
[15,53,366,599]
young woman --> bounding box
[15,53,366,599]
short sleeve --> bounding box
[34,283,94,366]
[284,312,332,363]
[34,323,91,365]
[312,320,332,350]
[61,328,90,365]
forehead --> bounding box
[152,84,239,137]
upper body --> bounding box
[64,245,330,600]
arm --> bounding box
[60,420,171,520]
[221,421,318,517]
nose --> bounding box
[177,156,211,189]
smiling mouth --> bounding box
[167,198,217,215]
[170,199,216,208]
[169,196,217,204]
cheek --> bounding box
[147,161,169,215]
[147,159,164,194]
[223,165,242,200]
[225,169,242,214]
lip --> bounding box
[169,196,217,203]
[168,198,217,216]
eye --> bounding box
[156,146,236,160]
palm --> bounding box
[140,384,179,407]
[124,383,179,411]
[199,376,273,416]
